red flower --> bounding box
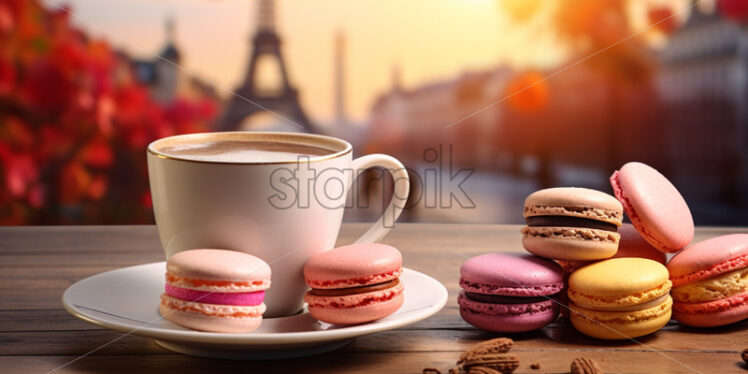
[27,183,44,208]
[1,117,34,149]
[59,161,89,204]
[197,99,218,120]
[2,150,38,198]
[1,0,217,224]
[96,95,115,136]
[720,0,748,21]
[140,190,152,208]
[81,136,113,169]
[113,84,149,124]
[0,57,16,94]
[87,174,107,200]
[0,2,15,34]
[38,124,73,162]
[21,59,75,114]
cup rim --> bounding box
[147,131,353,165]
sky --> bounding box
[43,0,570,124]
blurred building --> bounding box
[657,5,748,207]
[364,3,748,225]
[368,66,513,168]
[131,18,219,104]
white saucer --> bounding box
[62,262,448,359]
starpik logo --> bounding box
[268,145,474,227]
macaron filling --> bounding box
[308,279,400,297]
[523,206,622,223]
[459,278,564,297]
[526,216,618,232]
[464,292,552,305]
[671,267,748,303]
[166,273,271,292]
[305,268,402,289]
[570,296,672,324]
[585,294,671,313]
[161,294,266,318]
[304,281,404,309]
[521,226,619,244]
[164,284,265,306]
[672,290,748,314]
[568,281,672,310]
[459,292,557,316]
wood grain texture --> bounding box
[1,224,747,374]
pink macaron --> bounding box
[667,234,748,327]
[555,224,666,271]
[610,162,694,253]
[612,223,667,264]
[160,249,271,333]
[458,253,564,332]
[303,243,404,325]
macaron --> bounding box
[610,162,694,253]
[612,223,667,264]
[568,258,672,340]
[160,249,271,333]
[522,187,623,261]
[667,234,748,327]
[303,243,404,325]
[458,253,564,332]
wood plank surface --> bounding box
[1,224,747,373]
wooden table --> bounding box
[1,224,747,373]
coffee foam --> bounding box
[157,140,334,163]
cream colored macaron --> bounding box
[522,187,623,261]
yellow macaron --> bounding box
[568,258,672,340]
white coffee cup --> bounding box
[147,131,410,317]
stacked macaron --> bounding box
[515,162,692,339]
[520,187,625,322]
[303,243,404,325]
[459,160,746,336]
[457,253,564,332]
[457,187,625,333]
[522,187,624,261]
[610,162,694,253]
[160,249,271,333]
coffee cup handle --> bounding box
[349,154,410,244]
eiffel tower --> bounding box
[219,0,313,132]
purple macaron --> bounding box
[458,253,564,333]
